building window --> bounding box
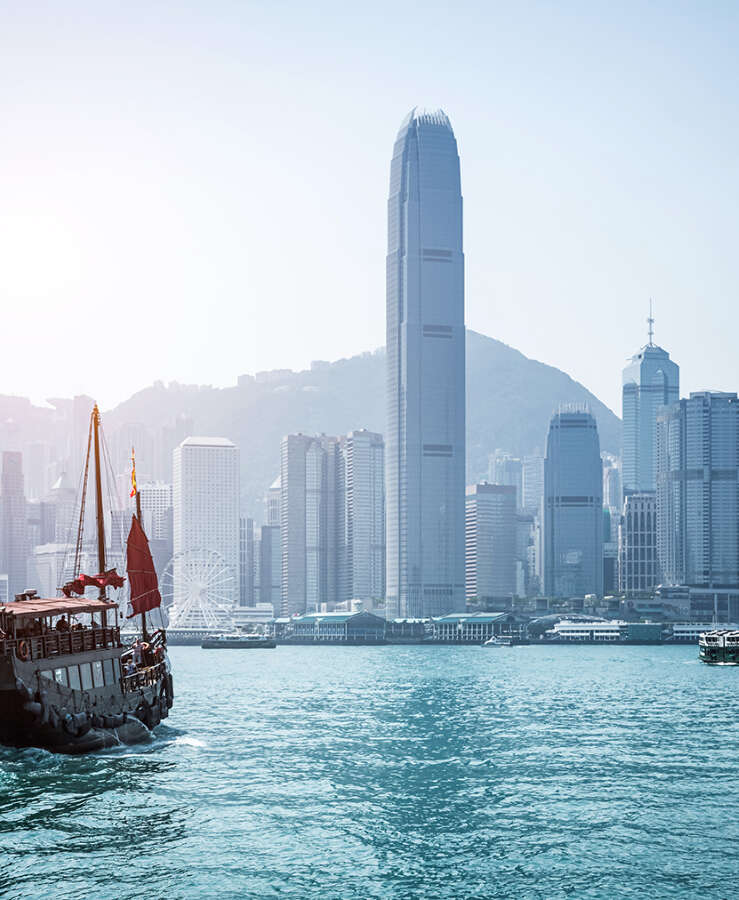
[68,665,81,691]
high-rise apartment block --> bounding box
[386,108,466,619]
[544,410,603,598]
[173,437,240,607]
[465,483,516,604]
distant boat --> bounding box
[483,635,529,648]
[699,630,739,665]
[201,633,276,649]
[0,406,173,753]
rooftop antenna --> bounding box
[647,298,655,347]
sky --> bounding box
[0,0,737,414]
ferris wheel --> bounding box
[161,549,236,630]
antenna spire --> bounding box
[647,298,654,347]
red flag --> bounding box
[130,447,137,498]
[126,514,162,618]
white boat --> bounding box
[201,633,276,649]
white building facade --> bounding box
[173,437,240,608]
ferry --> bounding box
[482,636,529,647]
[0,406,173,753]
[698,630,739,665]
[201,633,276,649]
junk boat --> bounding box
[698,630,739,665]
[0,406,173,753]
[201,633,276,649]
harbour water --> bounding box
[1,644,738,899]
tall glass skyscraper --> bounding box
[544,410,603,598]
[622,329,679,495]
[657,392,739,596]
[386,108,466,618]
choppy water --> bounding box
[1,645,738,899]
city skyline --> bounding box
[2,4,738,413]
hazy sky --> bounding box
[1,1,737,414]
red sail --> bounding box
[126,514,162,618]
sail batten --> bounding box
[126,515,162,618]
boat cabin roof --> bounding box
[0,597,117,621]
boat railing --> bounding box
[0,626,121,662]
[121,658,166,693]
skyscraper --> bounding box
[280,434,346,616]
[138,481,173,543]
[488,451,523,510]
[656,392,739,619]
[522,455,545,516]
[1,451,28,597]
[239,516,255,607]
[255,524,281,616]
[622,317,679,495]
[465,484,516,604]
[618,492,659,595]
[345,429,385,607]
[544,410,603,598]
[173,437,240,607]
[386,108,466,618]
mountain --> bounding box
[105,329,620,516]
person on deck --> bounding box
[56,615,70,632]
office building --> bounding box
[602,455,622,510]
[47,471,78,544]
[657,392,739,619]
[1,451,28,597]
[26,499,56,550]
[138,481,173,542]
[386,108,466,618]
[344,430,385,608]
[264,477,281,527]
[618,492,659,595]
[522,455,545,516]
[239,516,255,607]
[255,524,281,616]
[465,483,516,604]
[622,320,679,495]
[544,410,603,598]
[173,437,240,607]
[488,451,523,510]
[280,433,345,617]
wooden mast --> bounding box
[92,405,106,599]
[131,447,149,642]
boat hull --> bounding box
[699,647,739,665]
[0,648,173,755]
[201,639,276,649]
